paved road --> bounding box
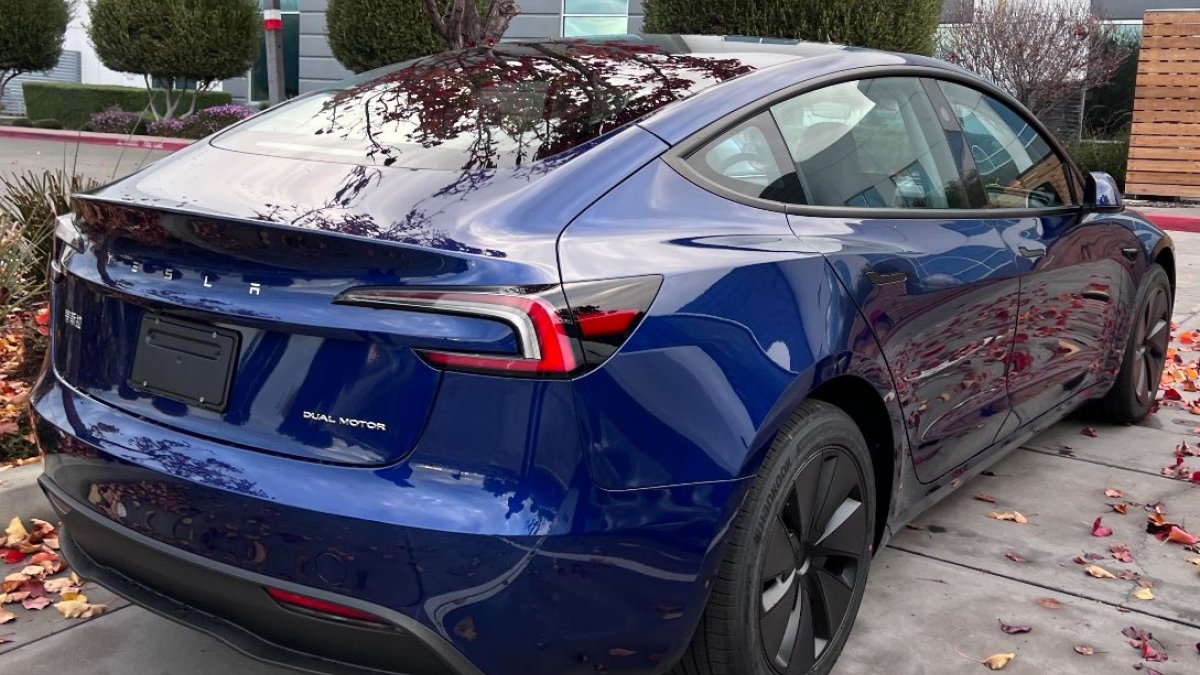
[0,136,171,186]
[1,219,1198,672]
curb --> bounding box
[1143,212,1200,235]
[0,126,193,153]
[0,462,53,522]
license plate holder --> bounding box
[128,314,239,413]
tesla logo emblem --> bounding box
[117,260,265,297]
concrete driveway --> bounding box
[3,234,1199,674]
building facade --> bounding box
[288,0,646,95]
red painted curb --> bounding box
[0,125,193,152]
[1143,212,1200,235]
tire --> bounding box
[674,400,876,675]
[1096,264,1173,424]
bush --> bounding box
[179,103,256,137]
[10,117,32,127]
[31,119,63,130]
[327,0,447,73]
[88,0,259,119]
[644,0,943,55]
[0,171,101,293]
[146,117,186,138]
[23,81,233,130]
[87,106,146,135]
[0,0,72,105]
[1068,135,1130,190]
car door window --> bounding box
[769,78,970,209]
[938,81,1075,209]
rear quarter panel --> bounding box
[558,159,907,498]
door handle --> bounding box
[865,270,907,285]
[1018,244,1047,259]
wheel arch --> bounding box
[1155,246,1176,296]
[808,375,897,552]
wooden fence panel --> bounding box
[1127,10,1200,198]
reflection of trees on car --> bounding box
[315,42,757,171]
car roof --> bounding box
[561,34,975,145]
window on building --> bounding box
[562,0,629,37]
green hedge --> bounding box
[1068,136,1130,191]
[21,81,233,130]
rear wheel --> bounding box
[675,400,875,675]
[1096,264,1172,424]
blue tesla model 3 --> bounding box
[32,34,1173,675]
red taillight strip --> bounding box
[265,587,387,624]
[337,289,542,359]
[336,288,579,374]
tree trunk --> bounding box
[144,75,162,121]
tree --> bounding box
[939,0,1126,118]
[423,1,519,50]
[327,0,439,73]
[0,0,72,110]
[87,0,259,120]
[644,0,943,56]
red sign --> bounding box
[263,9,283,31]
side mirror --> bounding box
[1084,172,1124,213]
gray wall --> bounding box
[2,51,82,117]
[1091,0,1200,20]
[297,0,645,93]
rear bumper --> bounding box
[31,372,747,675]
[44,477,476,675]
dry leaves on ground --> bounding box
[982,653,1015,670]
[988,511,1028,524]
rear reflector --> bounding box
[336,276,661,377]
[265,587,387,624]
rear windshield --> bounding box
[213,40,758,171]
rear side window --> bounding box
[213,43,756,171]
[938,81,1075,208]
[769,78,970,209]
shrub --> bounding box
[0,171,101,292]
[179,103,256,137]
[644,0,943,55]
[147,117,186,138]
[1068,135,1130,190]
[88,106,146,135]
[328,0,446,73]
[10,118,32,127]
[88,0,259,119]
[23,81,233,130]
[31,119,64,130]
[0,0,72,107]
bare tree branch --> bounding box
[938,0,1125,117]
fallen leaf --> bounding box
[1,549,22,564]
[1134,587,1155,601]
[1165,525,1199,546]
[988,511,1028,524]
[1111,544,1134,563]
[983,653,1015,670]
[1084,564,1116,579]
[53,599,106,619]
[1036,597,1062,609]
[1004,552,1028,563]
[1111,502,1129,515]
[998,620,1031,634]
[1081,427,1098,437]
[43,577,79,595]
[1105,488,1125,498]
[1073,644,1095,655]
[1092,517,1113,537]
[20,595,49,610]
[3,518,26,548]
[975,493,997,504]
[0,607,13,624]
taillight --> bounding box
[335,276,661,377]
[265,587,388,625]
